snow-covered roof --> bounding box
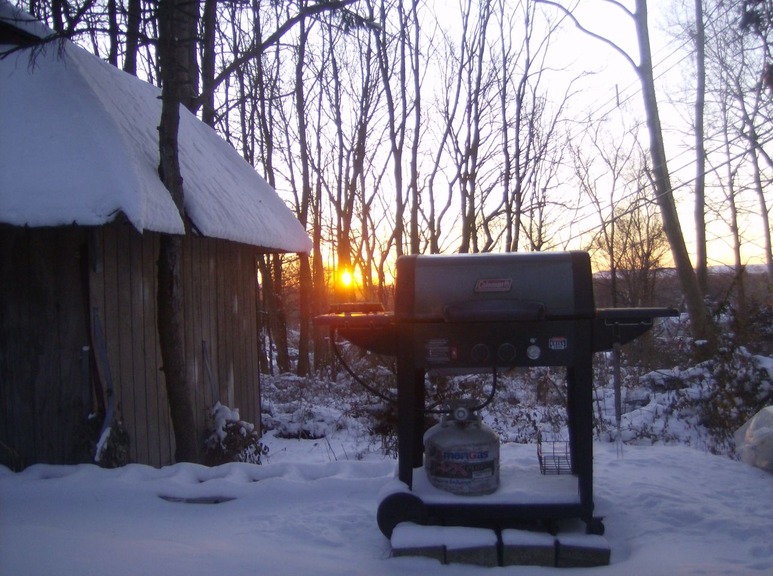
[0,2,311,254]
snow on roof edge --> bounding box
[1,3,311,254]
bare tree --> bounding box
[406,0,423,255]
[423,21,462,254]
[294,13,314,376]
[538,0,715,349]
[705,0,773,314]
[573,115,641,305]
[692,0,708,292]
[497,0,571,253]
[614,193,670,307]
[156,0,200,463]
[370,0,408,257]
[448,0,495,253]
[122,0,141,74]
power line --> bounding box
[556,130,773,253]
[544,1,772,251]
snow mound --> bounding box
[735,406,773,473]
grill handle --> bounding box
[443,299,545,322]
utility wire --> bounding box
[543,2,773,250]
[558,131,773,252]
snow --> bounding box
[735,406,773,472]
[208,401,246,446]
[93,426,112,464]
[0,1,312,254]
[392,523,498,549]
[1,432,771,575]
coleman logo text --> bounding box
[474,279,512,293]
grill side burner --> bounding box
[315,251,678,537]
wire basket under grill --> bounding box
[537,437,572,475]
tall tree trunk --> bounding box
[454,0,490,254]
[373,0,405,257]
[294,15,312,376]
[257,255,290,374]
[200,0,217,127]
[634,0,714,349]
[296,255,312,376]
[252,19,292,376]
[728,170,747,338]
[271,254,291,373]
[312,148,328,370]
[123,0,141,74]
[408,0,421,254]
[750,146,773,307]
[51,0,64,33]
[107,0,118,66]
[157,0,200,463]
[693,0,708,293]
[718,89,748,338]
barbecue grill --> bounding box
[316,251,677,537]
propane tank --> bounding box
[423,403,500,496]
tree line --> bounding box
[16,0,773,377]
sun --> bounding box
[339,269,354,287]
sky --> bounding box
[5,0,768,269]
[535,0,772,268]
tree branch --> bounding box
[536,0,639,72]
[191,0,361,114]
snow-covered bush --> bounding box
[94,420,130,468]
[263,312,773,462]
[204,402,268,466]
[261,372,362,439]
[699,345,773,452]
[588,342,773,455]
[76,410,130,469]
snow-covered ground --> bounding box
[1,429,771,575]
[2,319,772,574]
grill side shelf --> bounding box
[314,312,398,356]
[592,307,679,351]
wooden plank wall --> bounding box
[89,222,173,466]
[0,223,262,469]
[0,226,93,469]
[90,223,262,467]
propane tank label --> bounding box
[425,442,499,495]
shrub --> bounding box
[204,402,268,466]
[94,420,131,468]
[700,344,773,452]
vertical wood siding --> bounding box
[1,223,262,469]
[0,226,92,468]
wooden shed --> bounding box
[0,4,312,469]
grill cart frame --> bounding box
[316,251,677,537]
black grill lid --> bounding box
[395,251,595,321]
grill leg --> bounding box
[568,357,595,532]
[397,331,424,487]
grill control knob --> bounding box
[471,343,490,363]
[526,344,541,360]
[497,343,516,363]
